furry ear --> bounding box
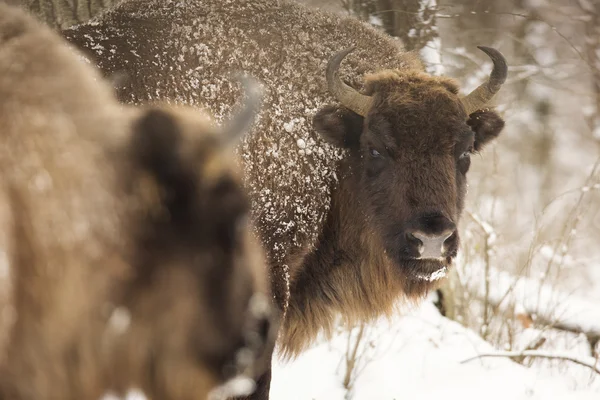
[130,108,198,224]
[130,108,248,248]
[131,109,182,178]
[467,108,505,152]
[313,105,363,149]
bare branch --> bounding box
[461,350,600,376]
[343,324,366,393]
[513,337,547,364]
[447,9,591,69]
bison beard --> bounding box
[0,4,274,400]
[63,0,507,398]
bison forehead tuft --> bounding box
[364,72,468,153]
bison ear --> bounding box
[467,108,505,152]
[313,105,363,149]
[130,109,199,218]
[131,109,186,186]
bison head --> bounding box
[314,47,506,293]
[117,78,276,398]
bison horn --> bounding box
[460,46,507,115]
[224,74,263,143]
[326,47,374,117]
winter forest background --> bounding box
[271,2,600,399]
[10,0,600,399]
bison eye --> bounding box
[369,148,382,158]
[459,146,473,160]
[458,152,472,175]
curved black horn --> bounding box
[460,46,507,115]
[224,75,263,143]
[326,47,373,117]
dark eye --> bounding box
[457,150,472,175]
[370,148,381,158]
[459,146,473,160]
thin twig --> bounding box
[367,7,589,68]
[492,11,588,67]
[465,212,496,339]
[343,324,365,391]
[461,350,600,375]
[539,157,600,290]
[514,337,547,364]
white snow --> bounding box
[107,301,598,400]
[103,388,146,400]
[106,307,131,335]
[59,1,600,399]
[283,121,295,133]
[209,376,257,399]
[65,0,423,265]
[248,292,271,319]
[270,302,599,400]
[464,264,600,336]
[368,15,383,27]
[417,0,444,76]
[421,37,444,76]
[415,266,447,281]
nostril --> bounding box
[405,231,424,257]
[406,231,423,246]
[443,230,457,247]
[412,229,456,259]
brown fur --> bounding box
[284,70,504,357]
[0,4,272,400]
[61,1,506,398]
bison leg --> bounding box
[229,261,289,400]
[247,367,273,400]
[229,349,273,400]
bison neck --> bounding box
[277,164,402,359]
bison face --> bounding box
[116,79,277,398]
[314,47,506,289]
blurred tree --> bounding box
[580,0,600,147]
[511,1,556,205]
[341,0,438,53]
[7,0,119,29]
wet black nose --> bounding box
[405,213,457,259]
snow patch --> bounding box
[271,302,599,399]
[415,266,447,282]
[107,307,131,335]
[209,376,256,399]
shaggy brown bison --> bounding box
[0,4,273,400]
[63,0,507,397]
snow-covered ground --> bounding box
[110,295,600,400]
[270,300,600,400]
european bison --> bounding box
[63,0,507,397]
[0,4,273,400]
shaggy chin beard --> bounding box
[398,257,454,297]
[407,257,452,282]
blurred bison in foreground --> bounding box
[0,4,274,400]
[64,0,507,398]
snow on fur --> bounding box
[66,0,421,269]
